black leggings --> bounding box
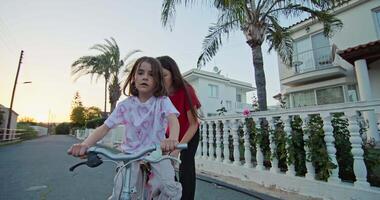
[179,129,200,200]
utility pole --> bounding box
[6,50,24,132]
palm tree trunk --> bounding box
[104,77,108,117]
[251,45,267,111]
[109,77,121,112]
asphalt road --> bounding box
[0,135,266,200]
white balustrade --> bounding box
[74,100,380,199]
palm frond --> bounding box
[265,15,293,66]
[122,49,142,64]
[197,18,240,67]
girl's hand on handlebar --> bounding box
[67,143,90,158]
[160,139,178,152]
[169,149,180,158]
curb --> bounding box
[196,172,282,200]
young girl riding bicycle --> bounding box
[68,56,182,199]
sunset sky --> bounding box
[0,0,297,123]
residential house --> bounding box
[183,68,255,117]
[0,104,18,130]
[277,0,380,141]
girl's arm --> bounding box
[179,106,199,144]
[161,113,180,152]
[68,124,110,157]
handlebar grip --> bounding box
[176,143,187,150]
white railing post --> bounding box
[321,112,340,183]
[242,118,252,168]
[222,119,231,164]
[202,121,208,160]
[283,116,295,176]
[269,117,279,173]
[254,117,264,170]
[347,112,370,188]
[215,120,223,162]
[231,119,241,166]
[300,114,315,180]
[208,120,215,160]
[195,123,203,158]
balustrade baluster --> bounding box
[347,112,370,188]
[269,117,279,173]
[202,121,208,159]
[283,116,295,176]
[222,120,231,164]
[300,114,315,180]
[215,120,222,162]
[208,121,215,160]
[231,119,241,166]
[242,119,252,168]
[254,117,264,170]
[195,123,203,158]
[321,113,340,183]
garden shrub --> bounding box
[55,123,71,135]
[85,117,106,129]
[16,123,38,140]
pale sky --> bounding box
[0,0,288,123]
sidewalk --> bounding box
[196,170,322,200]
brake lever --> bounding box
[86,152,103,168]
[69,152,103,172]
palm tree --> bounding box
[161,0,344,111]
[72,38,141,113]
[72,54,111,115]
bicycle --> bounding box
[69,144,187,200]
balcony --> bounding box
[282,46,347,86]
[235,102,251,111]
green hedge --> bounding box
[55,123,71,135]
[16,123,38,140]
[85,117,106,129]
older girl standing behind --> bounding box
[157,56,201,200]
[68,56,182,199]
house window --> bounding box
[292,90,315,107]
[236,94,242,102]
[316,86,344,105]
[226,100,232,111]
[293,32,330,72]
[311,32,331,68]
[374,9,380,37]
[207,113,217,117]
[208,84,219,98]
[347,85,358,102]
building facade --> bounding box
[0,104,18,130]
[278,0,380,109]
[183,68,255,117]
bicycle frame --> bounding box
[77,144,186,200]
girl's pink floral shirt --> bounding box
[104,96,179,154]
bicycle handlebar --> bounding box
[87,143,187,162]
[69,143,187,172]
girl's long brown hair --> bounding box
[122,56,167,97]
[156,56,200,119]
